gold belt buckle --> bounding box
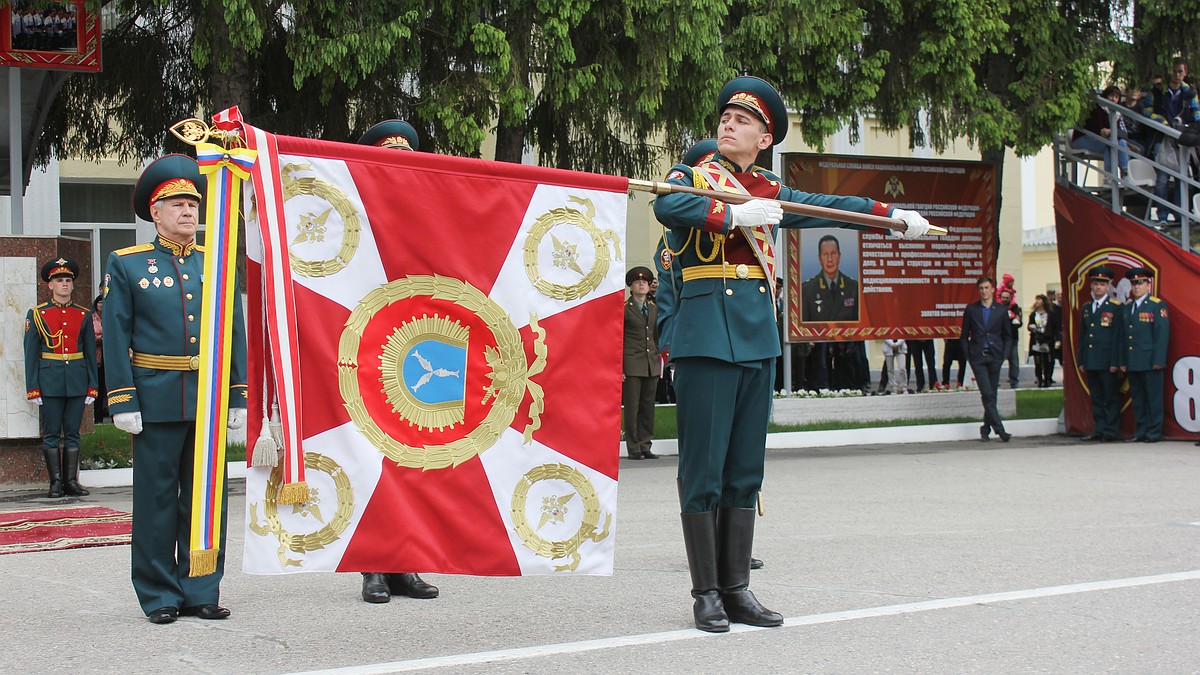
[735,263,749,280]
[60,353,70,361]
[188,355,201,371]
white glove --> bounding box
[228,408,247,430]
[114,411,143,435]
[729,199,783,228]
[31,397,42,406]
[891,208,931,239]
[85,396,95,405]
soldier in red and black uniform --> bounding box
[24,258,97,498]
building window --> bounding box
[59,183,135,223]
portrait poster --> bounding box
[781,153,997,342]
[1,1,101,71]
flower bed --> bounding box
[770,388,1016,426]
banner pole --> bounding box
[627,179,949,236]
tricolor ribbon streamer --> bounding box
[213,106,309,506]
[188,141,258,576]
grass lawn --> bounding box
[82,389,1062,467]
[650,388,1063,439]
[82,423,245,469]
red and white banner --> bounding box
[1055,187,1200,441]
[238,126,628,575]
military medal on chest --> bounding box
[163,276,174,288]
[147,258,158,274]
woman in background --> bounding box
[1027,294,1054,388]
[92,294,108,423]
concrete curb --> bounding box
[79,418,1061,488]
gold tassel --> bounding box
[250,416,279,467]
[278,481,310,505]
[189,548,219,577]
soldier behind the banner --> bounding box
[355,119,441,604]
[622,266,660,460]
[653,76,931,633]
[24,258,98,499]
[103,154,248,625]
[1117,267,1170,443]
[1077,266,1122,442]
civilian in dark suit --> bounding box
[960,276,1012,442]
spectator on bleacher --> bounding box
[1074,86,1130,181]
[1143,58,1200,225]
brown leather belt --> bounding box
[131,352,201,371]
[681,263,767,282]
[41,352,83,361]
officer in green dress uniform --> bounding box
[1077,266,1122,441]
[103,154,248,624]
[622,266,660,460]
[800,234,859,322]
[24,258,97,498]
[1117,267,1170,443]
[652,76,931,632]
[355,119,441,604]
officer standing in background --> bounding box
[355,119,441,604]
[1117,267,1170,443]
[104,155,247,624]
[653,75,930,633]
[24,258,97,498]
[622,266,660,460]
[1077,266,1122,442]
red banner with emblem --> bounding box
[238,126,629,576]
[1055,186,1200,440]
[780,154,997,342]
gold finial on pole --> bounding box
[169,117,244,148]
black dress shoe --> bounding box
[979,425,990,442]
[1123,437,1145,443]
[182,604,230,619]
[47,480,63,499]
[1080,434,1103,441]
[628,453,644,460]
[750,557,764,570]
[388,572,439,599]
[1143,437,1159,443]
[642,450,659,459]
[63,480,89,497]
[998,431,1012,443]
[361,572,390,603]
[147,607,178,624]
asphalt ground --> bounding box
[0,432,1197,674]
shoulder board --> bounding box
[35,301,50,309]
[195,244,205,253]
[114,243,154,256]
[1106,298,1122,305]
[1149,296,1162,303]
[71,303,89,311]
[750,166,782,180]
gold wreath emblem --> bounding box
[339,275,548,470]
[281,163,362,278]
[248,452,355,568]
[510,463,611,572]
[523,195,622,300]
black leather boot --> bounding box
[717,507,783,627]
[43,447,63,499]
[680,511,729,633]
[387,573,439,599]
[361,573,390,603]
[62,447,89,497]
